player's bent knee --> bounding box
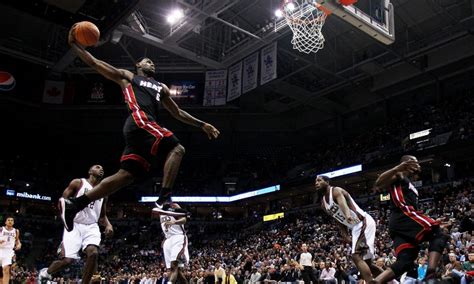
[117,169,135,184]
[390,259,415,277]
[170,260,179,269]
[429,231,449,253]
[174,144,185,156]
[351,254,362,262]
[63,257,75,265]
[390,248,417,276]
[85,246,99,259]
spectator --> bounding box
[249,268,261,284]
[417,256,428,281]
[215,263,225,284]
[223,267,237,284]
[319,262,336,284]
[443,252,463,281]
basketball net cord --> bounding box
[283,1,328,54]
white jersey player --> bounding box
[153,203,189,284]
[40,165,113,284]
[0,216,21,284]
[315,175,381,283]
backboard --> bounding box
[317,0,395,45]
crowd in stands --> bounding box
[176,92,474,196]
[1,90,474,284]
[2,92,474,199]
[1,178,472,284]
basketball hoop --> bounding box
[281,0,331,54]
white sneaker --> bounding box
[39,268,52,283]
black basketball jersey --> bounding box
[389,176,419,213]
[122,75,163,130]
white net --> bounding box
[282,0,328,54]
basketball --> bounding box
[73,21,100,47]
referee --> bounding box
[296,243,318,284]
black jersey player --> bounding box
[371,155,449,283]
[59,24,220,232]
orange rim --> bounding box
[281,2,331,24]
[315,3,332,16]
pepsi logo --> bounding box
[0,71,16,91]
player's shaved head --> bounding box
[400,155,417,162]
[136,57,152,64]
[317,175,331,183]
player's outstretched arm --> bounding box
[68,25,133,87]
[160,84,220,139]
[375,160,419,189]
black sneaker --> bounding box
[152,202,188,217]
[155,188,172,207]
[58,197,79,232]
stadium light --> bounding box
[275,9,283,18]
[286,2,296,11]
[167,8,184,24]
[139,185,280,203]
[318,164,363,179]
[409,128,432,140]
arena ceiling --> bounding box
[1,0,474,127]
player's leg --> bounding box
[169,261,180,283]
[59,144,142,231]
[82,245,99,284]
[59,169,134,231]
[425,227,449,280]
[352,254,374,282]
[41,258,75,277]
[156,135,184,206]
[363,215,382,280]
[176,266,188,284]
[0,252,11,284]
[84,132,153,203]
[167,235,189,284]
[80,223,102,284]
[82,169,134,201]
[159,144,185,199]
[163,238,173,279]
[371,245,418,283]
[367,259,383,278]
[176,241,190,284]
[41,228,81,281]
[351,218,375,282]
[2,265,10,284]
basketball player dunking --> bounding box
[40,165,113,284]
[154,203,189,284]
[59,25,220,232]
[371,155,449,283]
[315,175,382,283]
[0,216,21,284]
